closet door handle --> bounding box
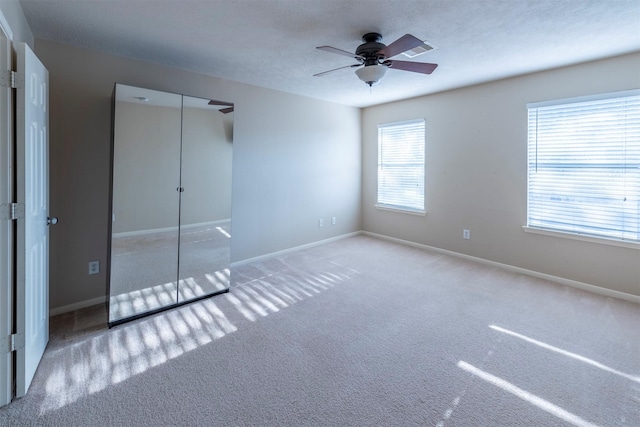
[177,187,184,192]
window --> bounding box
[377,119,425,213]
[527,90,640,243]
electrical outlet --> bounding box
[331,216,336,225]
[463,229,470,240]
[88,260,100,275]
[318,218,324,228]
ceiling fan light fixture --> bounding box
[355,64,387,87]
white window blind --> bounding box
[527,90,640,242]
[377,119,425,213]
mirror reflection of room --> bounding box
[109,85,232,325]
[178,96,233,303]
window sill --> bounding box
[522,226,639,250]
[375,204,426,216]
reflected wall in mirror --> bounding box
[178,96,233,302]
[108,84,233,326]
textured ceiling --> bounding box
[19,0,640,108]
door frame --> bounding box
[0,11,50,407]
[0,9,14,408]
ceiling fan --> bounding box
[314,33,438,87]
[208,99,234,114]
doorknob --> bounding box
[47,217,58,225]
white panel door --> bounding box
[15,42,49,397]
[0,18,12,408]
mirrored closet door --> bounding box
[108,84,233,326]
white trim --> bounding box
[363,231,640,304]
[0,9,11,409]
[113,219,230,238]
[49,295,106,317]
[0,9,14,41]
[231,231,361,268]
[181,219,230,229]
[523,226,639,250]
[114,225,177,238]
[377,118,425,129]
[375,204,426,216]
[527,88,640,109]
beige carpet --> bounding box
[1,234,638,426]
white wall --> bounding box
[34,39,362,311]
[362,53,640,297]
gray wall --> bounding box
[112,101,182,234]
[35,39,362,311]
[181,106,233,225]
[30,35,640,310]
[362,52,640,297]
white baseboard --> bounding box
[113,219,230,238]
[231,231,362,268]
[50,232,358,316]
[363,231,640,304]
[50,295,106,317]
[51,229,636,316]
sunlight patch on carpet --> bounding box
[458,361,600,427]
[226,264,358,322]
[489,325,640,383]
[39,263,359,415]
[108,268,231,321]
[39,299,234,415]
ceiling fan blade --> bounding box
[313,64,361,77]
[208,99,234,107]
[378,34,424,59]
[316,46,364,61]
[387,60,438,74]
[219,107,234,114]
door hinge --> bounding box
[0,203,25,220]
[0,70,24,89]
[0,334,24,353]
